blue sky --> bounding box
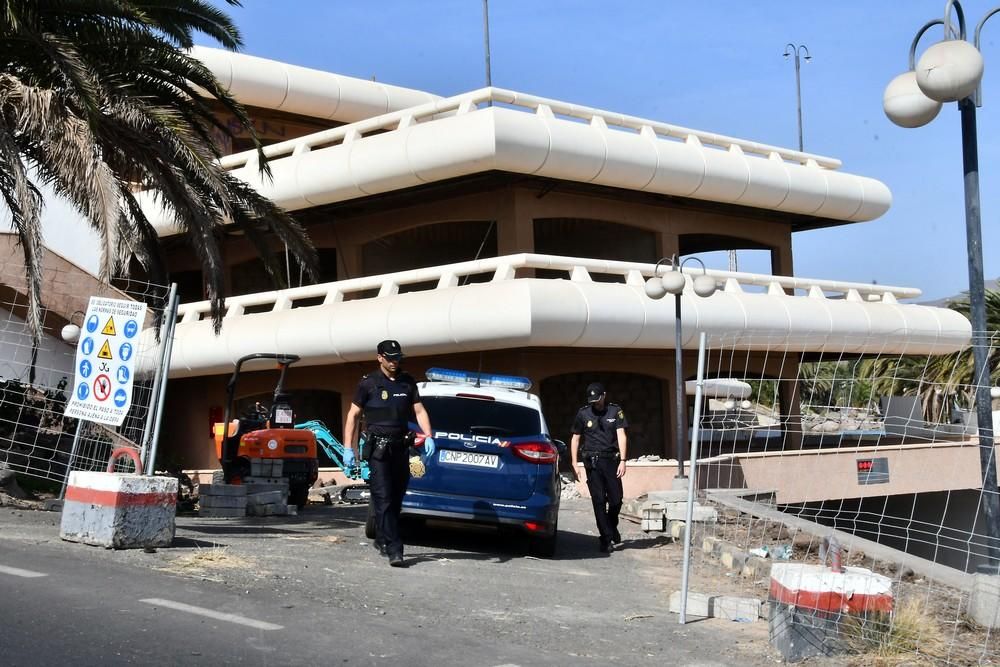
[206,1,1000,302]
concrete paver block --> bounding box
[669,591,763,622]
[200,507,247,518]
[247,490,286,506]
[60,472,177,549]
[664,502,718,523]
[198,483,247,497]
[702,536,721,556]
[645,490,690,503]
[669,520,688,543]
[721,550,750,570]
[199,495,248,509]
[742,556,770,579]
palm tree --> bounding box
[0,0,317,338]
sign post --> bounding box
[65,297,147,427]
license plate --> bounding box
[439,449,499,468]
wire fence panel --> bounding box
[0,253,170,487]
[680,329,1000,665]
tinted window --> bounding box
[422,396,541,437]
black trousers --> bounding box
[584,457,623,542]
[369,444,410,557]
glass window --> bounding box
[422,396,541,437]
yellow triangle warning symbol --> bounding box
[98,339,113,360]
[101,316,116,336]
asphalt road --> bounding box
[0,498,776,666]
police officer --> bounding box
[343,340,432,567]
[570,382,628,552]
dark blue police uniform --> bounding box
[572,401,628,547]
[353,369,420,560]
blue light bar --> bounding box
[425,367,532,390]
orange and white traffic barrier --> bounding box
[60,470,178,549]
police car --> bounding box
[402,368,562,557]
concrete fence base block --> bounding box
[970,572,1000,629]
[669,590,763,622]
[60,472,177,549]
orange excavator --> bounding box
[212,353,318,508]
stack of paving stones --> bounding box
[198,479,292,518]
[198,483,248,518]
[244,479,290,517]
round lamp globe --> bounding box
[883,71,942,128]
[916,40,984,103]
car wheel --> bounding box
[364,501,377,539]
[529,520,558,558]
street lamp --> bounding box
[883,0,999,565]
[783,43,811,152]
[644,256,718,479]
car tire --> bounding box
[364,501,377,539]
[529,520,558,558]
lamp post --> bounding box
[783,43,811,152]
[883,0,999,566]
[644,256,718,479]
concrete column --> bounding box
[495,189,535,256]
[779,375,804,450]
[770,242,794,277]
[339,243,363,280]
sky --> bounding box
[197,1,1000,301]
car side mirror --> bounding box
[552,439,567,455]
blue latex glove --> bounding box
[423,437,435,458]
[342,447,356,468]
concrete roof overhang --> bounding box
[139,88,892,237]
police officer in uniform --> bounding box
[570,382,628,552]
[344,340,432,567]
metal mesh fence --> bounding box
[678,329,1000,664]
[0,255,170,487]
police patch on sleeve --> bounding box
[618,410,624,420]
[381,390,388,400]
[587,420,593,428]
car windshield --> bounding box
[421,396,542,437]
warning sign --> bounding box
[65,296,147,426]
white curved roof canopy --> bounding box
[141,88,892,235]
[189,46,439,123]
[137,254,970,379]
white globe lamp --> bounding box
[884,71,942,128]
[644,276,668,300]
[693,274,717,297]
[661,270,686,295]
[915,39,984,102]
[61,323,81,344]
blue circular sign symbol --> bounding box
[123,320,138,339]
[81,337,94,356]
[113,388,127,408]
[76,383,89,400]
[79,359,92,378]
[116,365,130,384]
[86,314,99,333]
[118,342,133,361]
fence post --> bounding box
[139,283,177,471]
[679,331,708,625]
[143,284,179,475]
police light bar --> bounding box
[425,367,532,390]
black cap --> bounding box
[377,339,404,360]
[586,382,606,403]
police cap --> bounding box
[377,339,405,360]
[586,382,606,403]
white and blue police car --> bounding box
[401,368,562,557]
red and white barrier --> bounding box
[60,471,177,549]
